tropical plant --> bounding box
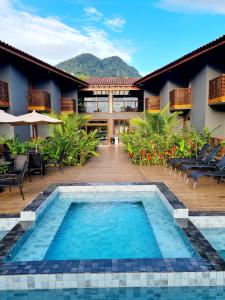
[0,114,99,166]
[130,105,182,135]
[121,107,212,166]
[41,113,99,166]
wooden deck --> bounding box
[0,145,224,215]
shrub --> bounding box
[0,114,99,166]
[121,107,210,166]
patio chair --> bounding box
[167,143,209,169]
[180,145,220,178]
[28,151,46,179]
[0,159,28,200]
[187,155,225,188]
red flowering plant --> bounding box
[120,107,210,166]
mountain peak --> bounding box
[56,53,141,78]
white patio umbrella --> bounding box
[0,109,20,123]
[13,110,63,138]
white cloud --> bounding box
[84,7,103,21]
[157,0,225,14]
[84,7,126,32]
[105,16,126,31]
[0,0,132,65]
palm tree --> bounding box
[130,105,182,135]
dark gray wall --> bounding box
[9,64,30,141]
[63,89,78,99]
[189,65,225,136]
[205,65,225,137]
[50,80,61,113]
[160,81,182,111]
[189,66,207,131]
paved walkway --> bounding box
[0,145,224,214]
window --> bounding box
[113,97,138,112]
[84,97,109,113]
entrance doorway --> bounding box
[113,119,131,135]
[86,120,109,145]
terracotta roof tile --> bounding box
[86,77,140,86]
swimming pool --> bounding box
[9,190,196,261]
[0,183,224,290]
[200,227,225,260]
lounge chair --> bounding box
[180,145,220,178]
[0,159,28,200]
[187,155,225,188]
[167,143,209,169]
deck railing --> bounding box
[0,80,9,108]
[61,98,76,113]
[145,96,160,112]
[169,88,192,111]
[208,75,225,105]
[28,90,51,112]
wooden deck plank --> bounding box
[0,145,224,214]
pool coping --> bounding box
[0,181,224,277]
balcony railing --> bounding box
[28,90,51,112]
[169,88,192,111]
[61,98,76,113]
[208,74,225,105]
[145,96,160,112]
[0,80,9,108]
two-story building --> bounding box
[0,40,87,140]
[1,35,225,144]
[137,35,225,140]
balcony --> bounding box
[169,88,192,111]
[61,98,76,113]
[28,90,51,112]
[208,75,225,105]
[145,96,160,112]
[0,80,9,108]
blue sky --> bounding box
[1,0,225,75]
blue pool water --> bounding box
[10,191,197,261]
[1,287,225,300]
[201,227,225,260]
[45,202,161,260]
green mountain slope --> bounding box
[56,53,141,78]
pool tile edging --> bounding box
[0,182,225,290]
